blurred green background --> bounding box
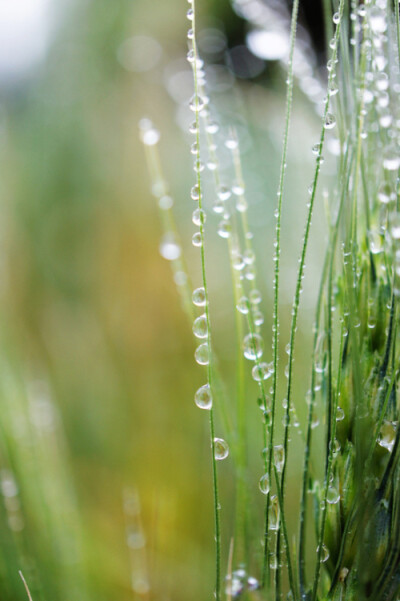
[0,0,332,599]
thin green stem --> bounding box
[191,3,221,598]
[264,0,300,590]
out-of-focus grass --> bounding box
[0,1,327,600]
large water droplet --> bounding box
[192,287,206,306]
[194,384,212,410]
[214,438,229,460]
[243,333,264,360]
[195,343,209,365]
[259,473,270,495]
[252,362,272,382]
[327,486,340,504]
[193,314,208,338]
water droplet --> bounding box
[247,576,259,591]
[253,311,264,326]
[141,127,160,146]
[327,486,340,504]
[252,362,272,382]
[217,220,231,239]
[217,185,231,201]
[269,495,279,530]
[189,94,207,112]
[378,183,392,204]
[214,437,229,460]
[193,314,208,338]
[232,180,245,196]
[205,120,219,134]
[191,184,200,201]
[370,8,387,33]
[159,233,181,261]
[194,384,212,410]
[332,12,340,24]
[249,289,262,304]
[187,28,194,40]
[236,296,249,314]
[336,406,345,421]
[317,543,329,563]
[193,159,204,173]
[259,473,270,495]
[384,155,400,171]
[274,445,285,472]
[192,287,206,306]
[189,121,198,134]
[243,333,264,360]
[312,143,320,155]
[192,232,202,247]
[324,113,336,130]
[186,8,194,20]
[192,208,206,226]
[195,343,209,365]
[378,420,397,452]
[158,195,173,210]
[190,141,198,155]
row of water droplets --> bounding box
[138,118,196,323]
[187,3,229,466]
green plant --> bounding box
[142,0,400,600]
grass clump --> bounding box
[142,0,400,600]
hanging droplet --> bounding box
[247,576,259,591]
[189,121,198,134]
[324,113,336,130]
[244,250,255,265]
[243,333,264,360]
[336,406,345,421]
[312,143,320,155]
[206,120,219,134]
[191,184,200,201]
[269,495,280,530]
[187,28,194,40]
[370,8,387,34]
[217,220,231,239]
[259,473,270,495]
[232,180,245,196]
[217,185,231,201]
[194,384,212,410]
[274,445,285,472]
[192,287,206,306]
[159,233,181,261]
[332,12,340,24]
[252,362,272,382]
[249,289,262,304]
[253,311,264,326]
[327,486,340,504]
[192,232,202,247]
[236,296,249,315]
[317,544,329,563]
[378,420,397,452]
[189,94,206,113]
[214,438,229,460]
[193,314,208,339]
[232,254,245,271]
[186,7,194,20]
[195,343,209,365]
[192,208,206,227]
